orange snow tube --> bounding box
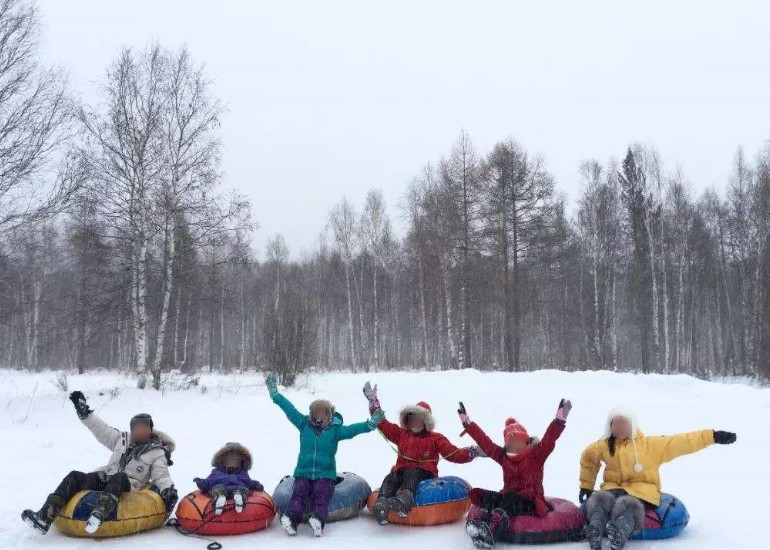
[175,490,276,536]
[367,476,471,526]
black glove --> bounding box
[161,486,178,512]
[69,391,93,420]
[713,430,737,445]
[579,489,593,504]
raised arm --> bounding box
[531,399,570,462]
[647,428,717,464]
[338,409,384,440]
[464,422,505,463]
[579,440,603,491]
[265,373,306,430]
[68,391,121,450]
[363,382,403,444]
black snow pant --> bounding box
[53,471,131,505]
[475,488,536,517]
[379,467,433,498]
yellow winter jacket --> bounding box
[579,428,714,506]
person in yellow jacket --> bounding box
[579,407,736,550]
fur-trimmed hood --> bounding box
[211,441,253,470]
[602,407,639,439]
[399,402,435,432]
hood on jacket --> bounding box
[309,398,336,418]
[602,407,639,440]
[602,407,644,473]
[212,441,253,470]
[131,429,175,453]
[399,402,435,432]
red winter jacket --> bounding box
[465,420,565,517]
[378,418,474,477]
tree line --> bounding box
[1,0,768,385]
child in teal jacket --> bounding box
[265,373,384,537]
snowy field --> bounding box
[1,369,766,550]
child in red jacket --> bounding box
[460,399,572,549]
[363,382,483,524]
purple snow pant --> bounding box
[286,477,336,523]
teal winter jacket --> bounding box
[272,392,373,480]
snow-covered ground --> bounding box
[1,369,766,549]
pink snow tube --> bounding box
[469,498,585,544]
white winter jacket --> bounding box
[82,413,175,492]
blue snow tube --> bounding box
[272,472,372,523]
[634,493,689,540]
[581,492,689,540]
[413,476,471,506]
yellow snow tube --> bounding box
[54,487,168,538]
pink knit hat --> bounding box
[503,418,530,444]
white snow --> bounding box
[1,369,766,549]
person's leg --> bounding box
[373,471,401,524]
[392,468,432,517]
[86,472,131,534]
[233,488,248,513]
[466,489,503,549]
[282,477,311,535]
[22,471,102,534]
[210,486,227,515]
[606,495,645,550]
[585,491,616,550]
[308,478,336,536]
[498,490,535,517]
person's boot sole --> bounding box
[468,521,495,549]
[21,511,50,535]
[606,523,626,550]
[308,516,323,537]
[280,514,297,536]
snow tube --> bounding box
[54,487,167,538]
[272,472,372,522]
[469,497,585,544]
[367,476,471,526]
[175,490,276,536]
[634,493,689,540]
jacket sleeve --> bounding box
[248,478,264,491]
[647,429,715,464]
[271,393,307,430]
[465,422,505,463]
[197,469,218,492]
[532,420,566,462]
[435,433,474,464]
[150,454,174,492]
[81,412,122,450]
[337,420,374,441]
[376,417,404,445]
[579,440,604,490]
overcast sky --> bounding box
[38,1,770,257]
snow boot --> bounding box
[585,491,614,550]
[466,520,495,549]
[85,493,119,534]
[21,494,65,535]
[607,496,644,550]
[308,514,324,537]
[390,490,413,518]
[488,508,509,537]
[213,493,227,516]
[280,513,299,536]
[233,491,246,514]
[372,496,390,525]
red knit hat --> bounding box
[416,401,432,412]
[503,418,530,444]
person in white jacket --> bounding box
[21,391,178,535]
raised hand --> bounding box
[69,391,93,420]
[368,408,386,429]
[264,372,278,397]
[363,381,381,411]
[713,430,736,445]
[556,399,572,422]
[457,402,470,427]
